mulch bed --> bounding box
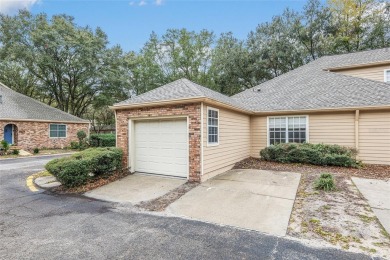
[233,157,390,179]
[52,169,131,194]
[137,182,199,211]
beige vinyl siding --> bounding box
[358,111,390,165]
[202,103,251,179]
[250,113,356,158]
[309,112,356,148]
[250,116,267,157]
[334,64,390,82]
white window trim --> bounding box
[267,115,309,146]
[49,124,67,139]
[207,107,219,147]
[384,69,390,83]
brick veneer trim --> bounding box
[0,120,89,151]
[115,103,202,182]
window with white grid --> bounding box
[385,70,390,83]
[207,107,219,145]
[268,116,307,145]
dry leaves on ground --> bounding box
[234,157,390,258]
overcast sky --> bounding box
[0,0,312,51]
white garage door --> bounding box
[134,119,188,178]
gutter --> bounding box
[109,97,390,116]
[253,105,390,115]
[109,97,254,115]
[0,118,90,124]
[324,60,390,71]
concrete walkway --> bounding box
[352,177,390,234]
[167,169,301,236]
[84,173,186,204]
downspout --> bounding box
[200,102,204,176]
[114,110,118,147]
[355,110,360,159]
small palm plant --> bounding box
[1,140,10,154]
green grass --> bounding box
[314,173,336,191]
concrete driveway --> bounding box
[352,177,390,234]
[167,169,301,236]
[85,173,186,204]
[0,156,373,259]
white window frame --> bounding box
[384,69,390,83]
[207,107,219,146]
[267,115,309,146]
[49,124,67,138]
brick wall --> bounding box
[0,120,89,150]
[116,103,201,182]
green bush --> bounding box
[70,141,80,150]
[314,173,336,191]
[89,134,115,147]
[260,143,360,168]
[45,147,123,187]
[1,140,10,153]
[12,149,20,155]
[33,148,39,154]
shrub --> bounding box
[46,159,90,187]
[45,147,123,188]
[77,130,87,142]
[76,130,88,150]
[1,140,10,153]
[314,173,336,191]
[12,149,20,155]
[260,143,360,168]
[89,134,115,147]
[33,148,39,154]
[70,141,80,150]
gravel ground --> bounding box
[137,182,199,211]
[234,158,390,259]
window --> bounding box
[385,70,390,83]
[50,124,67,138]
[268,116,307,145]
[207,107,219,145]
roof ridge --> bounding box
[326,70,390,86]
[179,78,205,97]
[320,47,390,59]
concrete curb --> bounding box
[0,152,75,161]
[34,176,61,189]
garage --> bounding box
[133,118,189,178]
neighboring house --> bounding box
[112,48,390,182]
[0,83,89,151]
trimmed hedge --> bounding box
[260,143,360,168]
[45,147,123,187]
[89,134,116,147]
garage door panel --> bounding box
[134,119,188,178]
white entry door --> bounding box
[134,118,188,178]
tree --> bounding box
[130,29,216,96]
[247,9,306,78]
[210,32,268,95]
[0,11,128,117]
[327,0,386,52]
[293,0,333,60]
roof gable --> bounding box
[232,48,390,112]
[115,78,249,111]
[0,83,88,123]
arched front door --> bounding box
[4,124,14,144]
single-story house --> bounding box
[0,83,89,151]
[112,48,390,182]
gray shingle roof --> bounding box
[115,48,390,113]
[115,78,249,111]
[0,83,88,123]
[232,48,390,112]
